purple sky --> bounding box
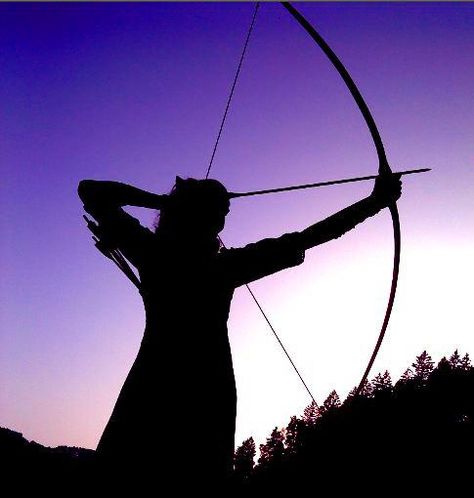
[1,2,473,450]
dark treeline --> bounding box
[2,350,472,492]
[232,350,473,493]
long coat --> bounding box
[88,206,305,488]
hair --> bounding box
[153,177,229,254]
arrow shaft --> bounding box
[229,167,430,198]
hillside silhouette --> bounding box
[2,349,472,492]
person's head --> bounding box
[154,177,230,252]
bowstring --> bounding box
[208,3,318,406]
[205,2,260,179]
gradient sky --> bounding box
[1,2,473,451]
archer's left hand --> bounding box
[370,173,402,207]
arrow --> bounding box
[228,167,430,199]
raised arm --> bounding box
[78,180,165,269]
[77,179,166,216]
[299,174,402,250]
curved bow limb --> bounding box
[281,2,402,396]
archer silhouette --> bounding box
[78,174,401,489]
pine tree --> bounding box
[395,367,414,390]
[321,390,341,414]
[234,437,256,480]
[372,371,393,394]
[412,351,434,382]
[435,356,452,374]
[258,427,285,468]
[302,401,320,425]
[449,350,462,369]
[358,379,374,398]
[285,416,306,456]
[430,357,452,387]
[346,385,362,401]
[400,367,414,382]
[460,353,472,371]
[346,380,373,401]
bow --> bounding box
[282,2,401,395]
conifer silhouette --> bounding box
[233,437,255,481]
